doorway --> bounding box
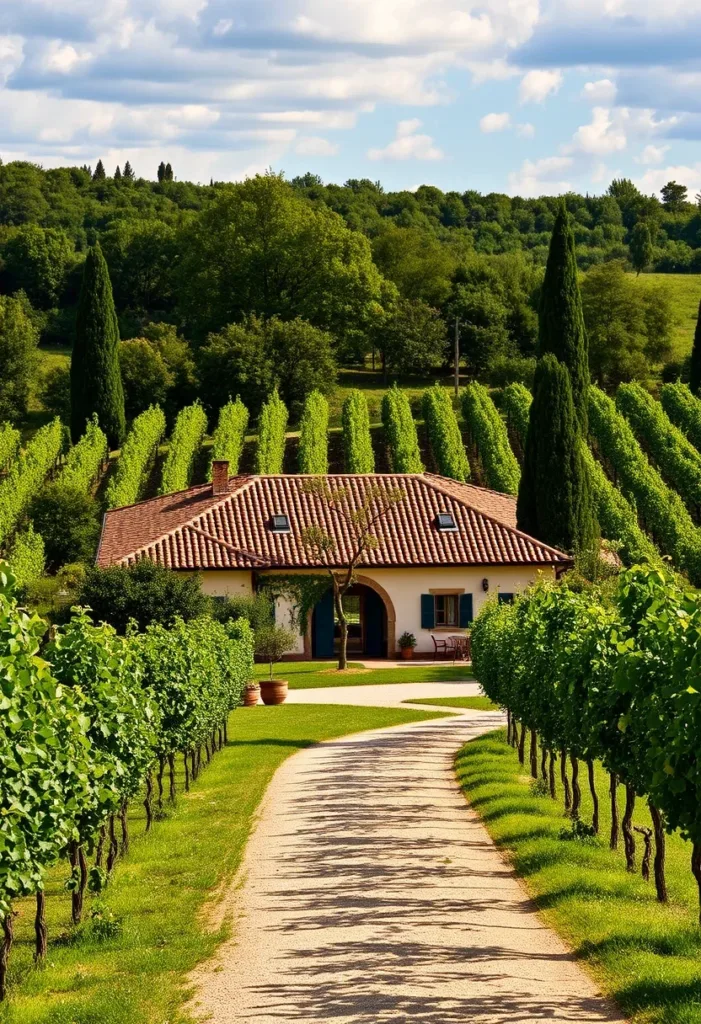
[312,583,388,658]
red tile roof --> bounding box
[96,474,571,571]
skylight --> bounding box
[270,514,291,534]
[436,512,458,532]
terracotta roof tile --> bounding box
[97,474,571,571]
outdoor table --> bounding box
[448,635,471,662]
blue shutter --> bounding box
[420,594,435,629]
[459,593,473,627]
[498,593,514,605]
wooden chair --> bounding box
[431,633,449,661]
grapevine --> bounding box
[106,405,166,508]
[422,384,470,481]
[381,385,423,473]
[159,403,208,495]
[298,391,329,474]
[208,398,249,478]
[462,383,519,494]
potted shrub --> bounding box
[254,624,296,704]
[243,679,261,707]
[398,631,417,660]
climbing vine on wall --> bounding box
[257,574,332,633]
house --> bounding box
[96,463,571,658]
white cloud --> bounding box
[638,143,670,164]
[519,69,563,104]
[582,79,617,104]
[508,155,573,197]
[479,111,511,133]
[635,163,701,198]
[367,119,443,160]
[516,122,535,138]
[570,107,627,156]
[295,135,340,156]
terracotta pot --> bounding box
[243,685,260,707]
[399,646,414,660]
[260,679,288,706]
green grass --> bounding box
[1,702,445,1024]
[634,273,701,363]
[457,729,701,1024]
[403,695,498,710]
[254,660,474,688]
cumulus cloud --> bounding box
[635,163,701,197]
[479,111,510,133]
[516,122,535,138]
[582,79,616,105]
[570,107,627,156]
[519,69,562,104]
[638,143,670,164]
[295,135,340,156]
[508,155,573,197]
[367,118,443,160]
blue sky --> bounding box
[1,0,701,198]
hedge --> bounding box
[106,405,167,509]
[255,390,288,474]
[342,390,374,473]
[422,384,470,481]
[462,383,519,494]
[159,403,208,495]
[298,391,329,474]
[0,419,65,547]
[381,384,423,473]
[208,398,249,479]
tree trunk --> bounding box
[540,746,547,783]
[506,709,512,745]
[119,802,129,855]
[691,843,701,926]
[223,720,228,744]
[0,912,14,1002]
[144,774,153,832]
[529,729,538,779]
[622,785,636,872]
[586,760,599,834]
[191,748,197,781]
[548,751,557,799]
[518,723,526,765]
[107,815,118,873]
[570,755,581,819]
[648,801,668,903]
[168,753,176,802]
[634,826,652,881]
[609,773,619,850]
[560,749,571,811]
[204,739,211,764]
[183,752,190,792]
[95,824,106,867]
[70,842,83,925]
[34,891,47,961]
[334,585,348,671]
[157,756,165,808]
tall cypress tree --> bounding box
[538,203,589,431]
[92,160,106,181]
[517,354,596,554]
[70,243,125,448]
[690,301,701,395]
[157,161,166,182]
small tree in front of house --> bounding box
[300,478,406,670]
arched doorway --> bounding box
[311,581,392,659]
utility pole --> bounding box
[454,317,460,398]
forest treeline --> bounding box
[0,160,692,429]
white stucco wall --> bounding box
[198,570,254,598]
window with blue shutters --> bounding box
[459,593,473,627]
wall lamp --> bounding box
[482,578,490,592]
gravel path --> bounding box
[188,696,624,1024]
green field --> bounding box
[457,729,701,1024]
[1,702,445,1024]
[635,273,701,362]
[253,660,474,688]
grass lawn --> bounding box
[1,702,445,1024]
[254,660,474,688]
[403,695,497,711]
[634,273,701,363]
[457,729,701,1024]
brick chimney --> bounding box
[212,460,229,496]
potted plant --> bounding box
[398,631,417,660]
[243,679,261,707]
[254,624,296,704]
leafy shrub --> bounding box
[499,382,532,454]
[208,397,249,478]
[39,365,71,424]
[0,422,20,471]
[159,402,207,495]
[422,384,470,481]
[381,384,423,473]
[6,525,45,592]
[660,383,701,453]
[589,386,701,584]
[255,389,288,474]
[59,415,108,492]
[29,483,102,568]
[79,561,209,633]
[298,390,329,474]
[209,594,274,632]
[0,418,65,546]
[254,623,296,679]
[342,390,374,473]
[105,405,166,509]
[617,382,701,515]
[462,382,519,494]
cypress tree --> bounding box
[165,162,173,181]
[114,165,122,180]
[157,161,166,182]
[92,160,106,181]
[517,354,596,554]
[538,203,589,431]
[123,160,135,181]
[70,243,125,448]
[690,301,701,396]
